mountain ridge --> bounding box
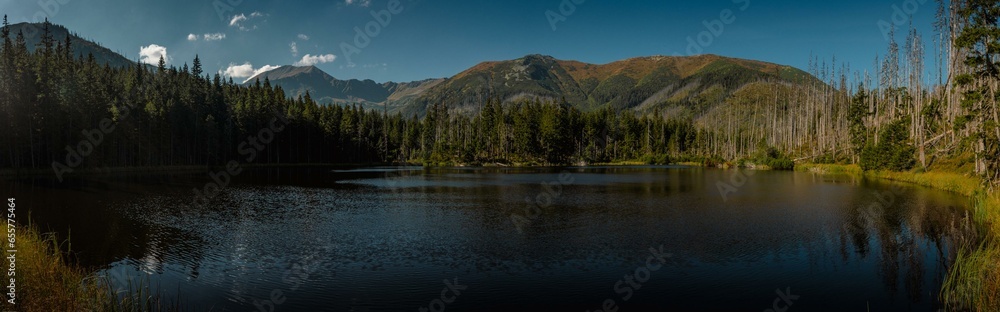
[4,22,140,69]
[248,53,820,117]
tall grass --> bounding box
[0,223,100,311]
[0,224,180,312]
[86,272,183,312]
[940,193,1000,312]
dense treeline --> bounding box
[418,100,700,165]
[0,19,708,173]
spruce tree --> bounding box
[192,54,202,77]
[954,0,1000,182]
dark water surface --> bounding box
[2,166,979,311]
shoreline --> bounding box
[796,163,999,310]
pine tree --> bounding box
[192,54,202,77]
[63,33,71,61]
[157,55,166,73]
[954,0,1000,182]
[849,87,869,162]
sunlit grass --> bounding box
[0,224,179,312]
[0,223,100,311]
[870,170,982,197]
[794,163,864,175]
[590,160,648,166]
[675,161,704,167]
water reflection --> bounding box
[1,166,979,311]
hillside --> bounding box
[249,54,821,118]
[403,54,821,116]
[4,22,138,68]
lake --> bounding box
[3,166,979,311]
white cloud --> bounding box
[345,0,371,7]
[139,44,169,65]
[297,34,310,41]
[294,54,337,66]
[223,62,255,78]
[221,62,281,83]
[290,42,298,56]
[203,33,226,41]
[187,34,198,41]
[229,14,247,27]
[229,12,266,31]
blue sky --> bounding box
[0,0,940,84]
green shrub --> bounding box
[749,143,795,170]
[766,157,795,170]
[860,119,916,171]
[641,153,672,165]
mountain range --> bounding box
[246,65,445,111]
[247,54,820,117]
[9,22,822,117]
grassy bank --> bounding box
[0,223,98,311]
[0,224,177,312]
[797,163,1000,311]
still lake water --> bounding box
[4,166,980,311]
